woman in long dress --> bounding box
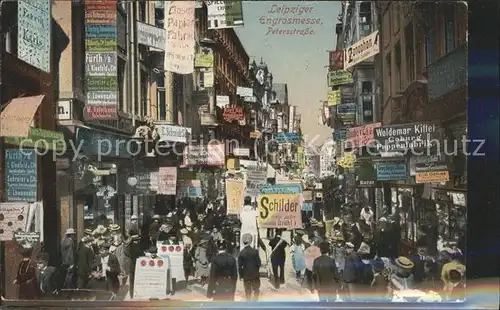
[239,196,259,251]
[290,235,306,280]
[194,239,210,285]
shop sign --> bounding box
[236,86,253,97]
[427,45,466,102]
[194,49,214,67]
[222,106,245,122]
[275,132,301,144]
[356,160,377,187]
[4,149,37,202]
[327,90,341,106]
[233,148,250,157]
[344,30,379,70]
[157,167,177,195]
[409,155,446,176]
[207,0,244,30]
[85,24,117,38]
[85,52,117,76]
[76,127,135,158]
[216,95,230,108]
[156,125,191,143]
[328,70,353,87]
[0,95,45,138]
[4,128,65,152]
[178,180,202,197]
[183,143,225,166]
[374,122,441,152]
[17,0,51,73]
[137,21,166,51]
[333,128,347,142]
[135,164,151,193]
[329,50,344,70]
[415,171,449,184]
[346,122,381,149]
[375,162,407,181]
[85,10,116,24]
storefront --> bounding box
[432,188,466,251]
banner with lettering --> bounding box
[226,179,244,215]
[257,193,302,229]
[164,1,195,74]
[84,0,118,120]
[157,167,177,195]
[346,122,381,149]
[207,0,244,30]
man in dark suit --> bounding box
[76,236,95,289]
[238,233,261,301]
[312,242,339,302]
[99,243,121,294]
[268,231,288,289]
[207,240,238,301]
[60,228,76,288]
[37,252,59,299]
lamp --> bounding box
[127,176,138,187]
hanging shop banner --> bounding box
[333,128,347,142]
[409,155,446,176]
[5,149,37,202]
[240,160,267,198]
[0,202,30,241]
[275,132,301,144]
[374,122,441,152]
[183,143,225,166]
[156,125,192,143]
[164,1,196,74]
[258,193,302,229]
[236,87,253,97]
[157,167,177,195]
[337,102,357,125]
[344,30,380,70]
[226,179,245,215]
[84,0,118,120]
[194,49,214,67]
[207,0,244,29]
[222,106,245,122]
[327,90,341,106]
[137,21,166,51]
[346,122,381,149]
[328,70,353,87]
[376,162,408,181]
[17,0,51,72]
[356,160,378,187]
[0,95,45,138]
[216,95,230,108]
[178,180,202,197]
[415,171,450,184]
[329,50,344,70]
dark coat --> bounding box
[374,228,397,258]
[16,258,38,300]
[76,245,94,277]
[269,237,288,264]
[312,255,339,290]
[104,253,121,293]
[61,237,76,266]
[238,245,261,280]
[38,266,59,298]
[342,251,361,283]
[207,252,238,301]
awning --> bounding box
[0,95,45,137]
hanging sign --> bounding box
[344,30,380,70]
[376,163,408,181]
[415,171,450,184]
[226,179,244,215]
[329,50,344,70]
[328,70,353,86]
[257,193,302,229]
[374,122,441,152]
[346,122,381,149]
[222,106,245,122]
[0,202,30,241]
[207,0,244,29]
[327,90,341,106]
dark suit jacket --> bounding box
[38,266,58,297]
[312,255,339,290]
[104,253,121,293]
[343,251,361,283]
[207,252,238,300]
[61,237,76,266]
[411,255,426,283]
[238,245,261,280]
[76,245,94,277]
[269,237,288,264]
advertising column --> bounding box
[84,0,118,120]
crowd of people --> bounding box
[12,198,466,302]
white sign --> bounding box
[17,0,51,73]
[157,242,185,282]
[344,30,380,70]
[156,125,191,143]
[133,256,170,299]
[237,86,253,97]
[164,1,196,74]
[207,0,244,30]
[149,171,159,192]
[57,100,72,120]
[0,202,30,241]
[244,96,257,103]
[157,167,177,196]
[216,95,230,108]
[241,160,267,198]
[137,21,166,51]
[234,148,250,157]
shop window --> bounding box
[384,53,392,98]
[82,175,119,231]
[444,8,456,54]
[361,81,372,94]
[359,2,372,37]
[157,74,166,120]
[118,57,126,112]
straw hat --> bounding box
[108,224,120,231]
[180,228,189,235]
[395,256,415,269]
[131,215,138,220]
[65,228,75,235]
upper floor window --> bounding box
[426,28,436,65]
[444,9,456,54]
[361,81,372,94]
[359,2,372,37]
[405,23,415,82]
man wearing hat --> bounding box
[124,230,143,299]
[97,242,121,293]
[37,252,59,299]
[342,242,361,301]
[60,228,76,289]
[389,256,415,294]
[207,240,238,301]
[238,234,261,301]
[127,215,139,235]
[149,214,161,245]
[76,236,95,289]
[312,242,340,302]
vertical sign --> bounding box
[5,149,37,202]
[164,1,195,74]
[17,0,51,72]
[157,167,177,195]
[226,179,244,215]
[84,0,118,120]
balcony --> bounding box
[427,45,467,102]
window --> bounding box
[361,81,372,93]
[444,8,456,54]
[139,0,146,22]
[405,23,415,82]
[118,58,126,112]
[157,74,166,120]
[140,70,148,117]
[384,53,392,99]
[359,2,372,37]
[426,28,436,65]
[395,42,402,91]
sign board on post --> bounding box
[328,70,353,86]
[133,256,171,299]
[137,21,166,51]
[226,179,244,215]
[257,193,302,229]
[0,202,30,241]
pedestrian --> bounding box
[60,228,76,288]
[123,232,142,299]
[368,258,389,301]
[303,235,320,292]
[149,214,161,245]
[194,239,210,285]
[76,236,94,289]
[14,244,38,300]
[240,196,259,251]
[290,235,306,281]
[183,243,195,284]
[36,252,59,299]
[238,233,261,301]
[268,230,288,289]
[127,215,139,235]
[207,240,238,301]
[312,242,339,302]
[342,242,361,301]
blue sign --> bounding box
[333,129,347,142]
[179,186,202,197]
[275,132,301,144]
[376,163,408,181]
[85,25,117,38]
[76,127,136,159]
[337,103,357,114]
[260,183,302,195]
[302,202,313,212]
[5,149,37,201]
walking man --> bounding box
[313,242,339,302]
[238,234,261,301]
[207,240,238,301]
[269,231,288,289]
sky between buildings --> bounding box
[235,1,341,146]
